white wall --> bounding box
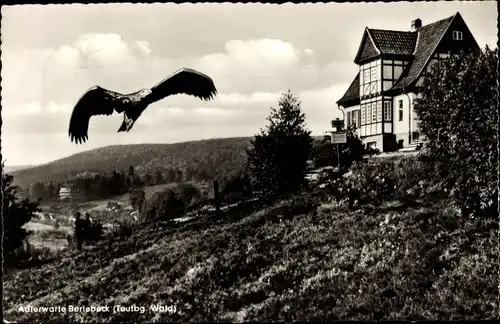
[392,92,418,136]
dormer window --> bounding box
[452,31,463,40]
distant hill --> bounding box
[3,165,37,173]
[10,137,254,188]
[10,135,327,189]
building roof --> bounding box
[337,72,360,106]
[338,13,461,106]
[369,29,418,56]
[391,14,455,91]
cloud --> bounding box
[2,34,350,109]
[2,32,350,165]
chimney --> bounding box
[411,18,422,31]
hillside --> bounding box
[10,137,253,188]
[4,191,497,321]
[2,164,37,173]
[10,136,327,189]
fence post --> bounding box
[336,143,340,169]
[213,180,221,217]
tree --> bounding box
[414,47,498,218]
[2,164,41,255]
[175,169,184,183]
[246,90,313,197]
[142,172,152,186]
[29,182,46,202]
[154,170,164,185]
[166,168,176,183]
[129,188,146,211]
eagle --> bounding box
[68,68,217,144]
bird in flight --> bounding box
[68,68,217,144]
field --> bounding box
[5,155,498,321]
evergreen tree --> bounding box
[246,90,313,197]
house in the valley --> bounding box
[336,12,479,152]
[59,186,72,201]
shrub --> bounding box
[221,171,253,204]
[2,164,41,257]
[174,183,202,209]
[111,219,135,238]
[344,161,397,206]
[310,126,367,170]
[84,221,104,243]
[142,188,186,222]
[5,240,58,270]
[414,47,498,218]
[129,188,146,211]
[310,142,339,168]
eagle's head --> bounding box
[138,89,152,99]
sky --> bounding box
[1,2,497,166]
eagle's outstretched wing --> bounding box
[146,68,217,104]
[69,86,123,144]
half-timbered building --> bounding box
[336,12,479,152]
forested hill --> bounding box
[10,137,254,188]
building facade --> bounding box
[59,186,72,200]
[336,12,479,152]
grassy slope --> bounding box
[4,193,497,321]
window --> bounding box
[452,31,463,41]
[398,100,404,121]
[377,101,382,122]
[364,70,370,83]
[394,66,403,80]
[383,101,392,121]
[383,81,393,91]
[366,104,371,124]
[361,105,366,125]
[371,102,377,122]
[370,67,377,81]
[346,111,351,126]
[383,64,393,79]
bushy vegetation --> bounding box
[220,171,253,204]
[414,47,498,218]
[2,163,42,266]
[310,125,367,170]
[129,187,146,211]
[247,90,313,197]
[141,183,202,222]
